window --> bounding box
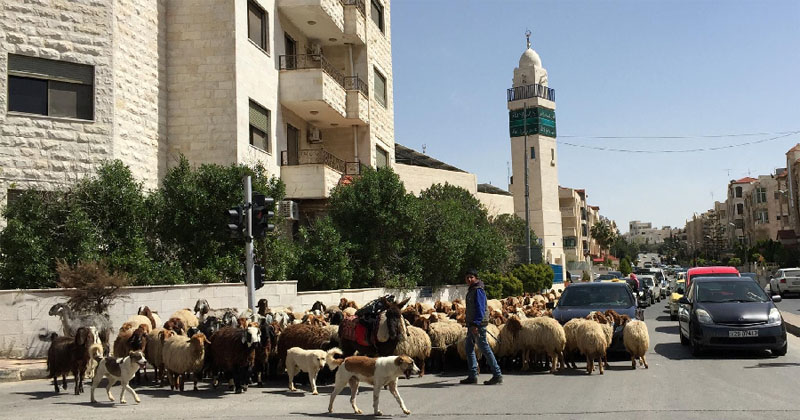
[735,186,742,198]
[7,54,94,120]
[530,147,535,159]
[375,146,389,168]
[736,203,744,215]
[370,0,384,32]
[248,0,268,52]
[755,209,769,224]
[249,100,270,152]
[755,187,767,204]
[373,67,386,107]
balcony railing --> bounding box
[344,75,369,97]
[280,54,345,89]
[507,83,556,102]
[342,0,366,17]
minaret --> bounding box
[507,31,565,279]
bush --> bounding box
[619,258,632,276]
[511,263,554,292]
[56,260,130,314]
[480,271,523,299]
[294,216,352,291]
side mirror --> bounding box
[772,295,782,303]
[678,297,690,305]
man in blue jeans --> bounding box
[460,269,502,385]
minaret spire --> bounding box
[525,29,531,49]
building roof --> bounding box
[394,143,466,173]
[477,183,512,196]
[732,177,757,184]
[519,47,542,68]
[788,143,800,153]
[590,205,600,210]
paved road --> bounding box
[2,304,799,420]
[774,294,800,315]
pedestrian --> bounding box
[460,268,503,385]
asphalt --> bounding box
[4,308,800,383]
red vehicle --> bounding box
[686,266,740,289]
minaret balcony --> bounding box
[507,83,556,103]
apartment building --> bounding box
[586,205,602,259]
[686,201,728,259]
[726,177,757,246]
[742,171,788,245]
[626,220,672,245]
[559,187,590,270]
[1,0,395,221]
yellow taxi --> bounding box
[669,279,686,320]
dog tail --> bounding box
[326,348,345,370]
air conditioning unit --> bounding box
[309,43,322,56]
[308,127,322,143]
[279,200,300,221]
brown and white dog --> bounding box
[90,351,148,404]
[326,348,419,416]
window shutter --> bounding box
[249,101,269,133]
[8,54,93,85]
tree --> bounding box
[328,167,423,288]
[619,258,632,276]
[511,263,554,292]
[480,271,523,299]
[56,260,130,313]
[591,221,616,255]
[728,257,742,267]
[490,213,539,269]
[293,216,352,291]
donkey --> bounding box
[339,296,411,357]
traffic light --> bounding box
[251,192,275,239]
[226,205,244,238]
[253,264,265,290]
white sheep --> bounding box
[144,328,173,384]
[169,308,199,329]
[487,299,503,314]
[162,332,210,391]
[575,320,607,375]
[124,315,153,334]
[623,320,650,369]
[456,323,501,362]
[586,311,614,367]
[518,316,566,373]
[393,325,431,376]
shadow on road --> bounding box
[653,342,691,360]
[53,401,116,408]
[296,412,371,419]
[13,391,65,400]
[654,342,776,361]
[263,389,311,397]
[135,387,226,399]
[655,325,679,335]
[743,362,800,369]
[654,315,672,322]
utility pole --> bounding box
[244,176,256,311]
[523,101,532,264]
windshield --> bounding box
[695,281,769,303]
[655,272,664,281]
[597,274,617,281]
[781,270,800,277]
[644,278,654,287]
[558,287,634,308]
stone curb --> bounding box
[0,365,48,382]
[781,310,800,338]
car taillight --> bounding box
[781,278,786,284]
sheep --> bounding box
[46,327,97,394]
[324,306,344,325]
[562,318,588,369]
[276,323,333,369]
[145,328,173,385]
[338,298,358,311]
[587,312,614,367]
[623,319,650,369]
[322,324,340,347]
[123,316,153,334]
[138,306,162,330]
[392,325,431,376]
[575,319,608,375]
[208,326,260,393]
[113,324,149,357]
[194,299,238,327]
[457,323,501,362]
[414,302,434,315]
[517,316,566,373]
[169,308,199,329]
[487,299,503,314]
[163,317,186,335]
[434,300,451,313]
[310,301,327,314]
[342,307,357,317]
[252,320,276,386]
[162,332,211,391]
[428,319,462,370]
[48,303,112,355]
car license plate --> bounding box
[793,281,800,285]
[729,330,758,338]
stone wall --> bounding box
[0,0,116,214]
[395,163,477,196]
[0,281,467,358]
[476,192,515,217]
[366,0,394,166]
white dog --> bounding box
[90,351,148,404]
[326,348,420,416]
[285,347,328,394]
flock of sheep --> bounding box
[43,291,650,402]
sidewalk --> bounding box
[0,358,47,382]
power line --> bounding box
[559,130,800,139]
[558,132,799,154]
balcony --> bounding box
[280,149,347,199]
[560,206,576,218]
[279,55,368,127]
[342,0,366,44]
[507,83,556,103]
[278,0,344,46]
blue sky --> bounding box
[391,0,800,232]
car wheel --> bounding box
[670,313,677,321]
[773,342,788,357]
[690,337,703,356]
[679,329,689,345]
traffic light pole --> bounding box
[244,176,256,310]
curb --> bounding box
[782,311,800,338]
[0,365,48,382]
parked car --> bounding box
[678,276,787,356]
[640,275,660,304]
[768,268,800,297]
[596,274,621,282]
[669,279,686,320]
[552,282,639,351]
[686,266,740,289]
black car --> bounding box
[552,282,639,351]
[678,276,787,356]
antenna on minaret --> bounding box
[525,29,531,49]
[421,144,427,154]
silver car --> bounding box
[640,275,661,304]
[768,268,800,297]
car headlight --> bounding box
[768,307,782,324]
[696,309,714,325]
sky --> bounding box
[390,0,800,233]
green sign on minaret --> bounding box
[508,106,556,138]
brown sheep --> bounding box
[46,327,98,395]
[164,318,186,335]
[209,326,261,393]
[276,323,333,370]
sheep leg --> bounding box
[389,380,411,415]
[418,358,425,377]
[193,371,199,391]
[52,376,60,393]
[603,355,610,368]
[549,353,557,374]
[521,349,530,371]
[585,355,593,374]
[631,355,637,369]
[598,356,604,375]
[62,374,68,390]
[642,355,648,369]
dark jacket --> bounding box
[465,280,490,327]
